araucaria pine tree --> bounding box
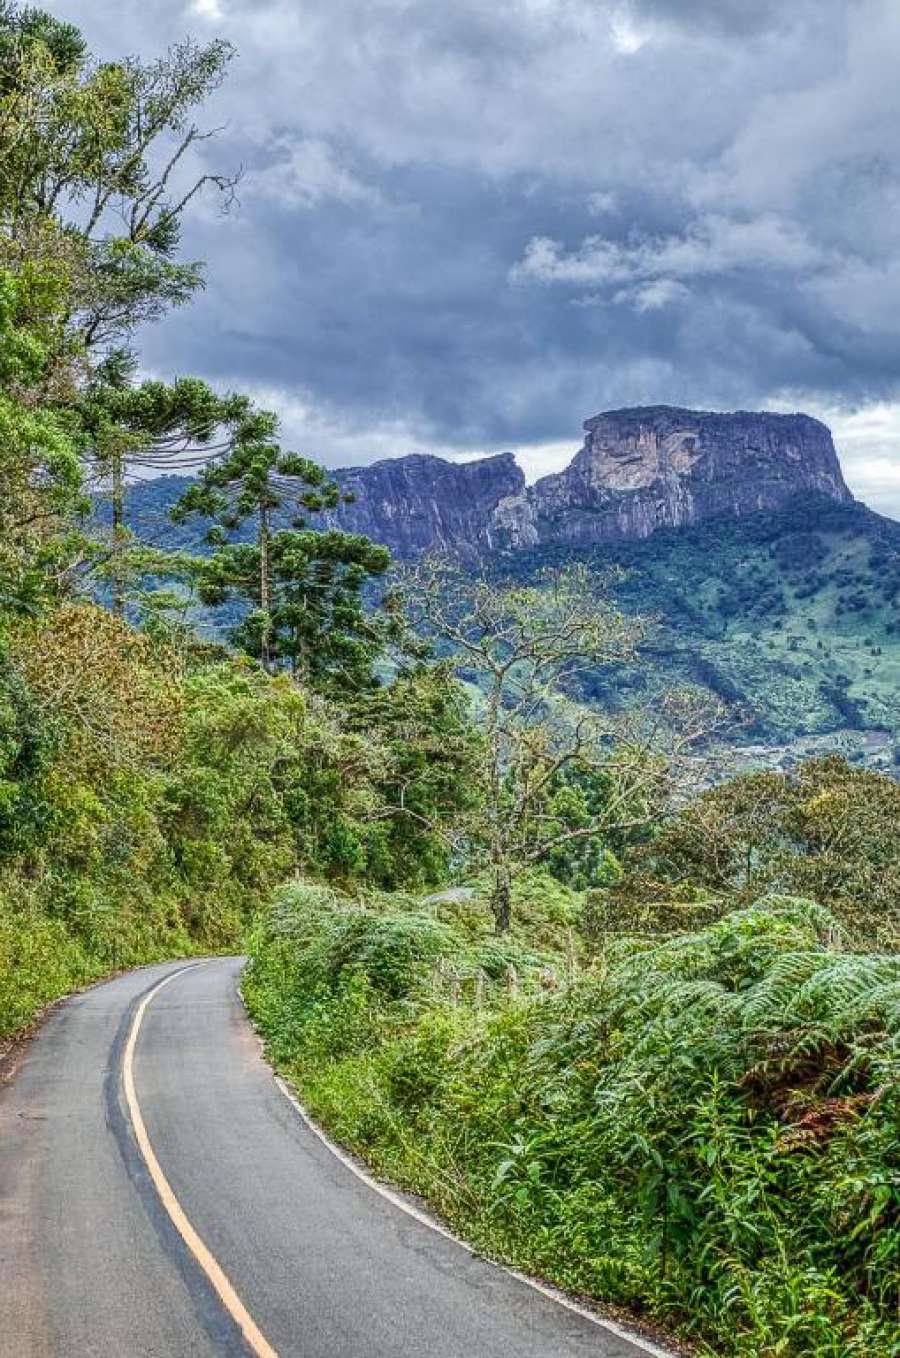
[173,414,389,683]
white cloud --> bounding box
[615,278,689,311]
[512,213,828,292]
[242,137,383,210]
[186,0,224,19]
[814,402,900,519]
[509,440,576,483]
[510,234,632,286]
[609,9,652,54]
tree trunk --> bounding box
[259,501,272,671]
[491,864,512,934]
[111,449,125,617]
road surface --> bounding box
[0,957,668,1357]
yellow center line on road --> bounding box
[122,964,280,1358]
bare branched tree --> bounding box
[402,556,719,931]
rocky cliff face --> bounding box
[326,407,853,557]
[495,406,853,549]
[327,451,524,559]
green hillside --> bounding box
[124,479,900,765]
[503,496,900,766]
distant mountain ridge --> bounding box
[116,408,900,767]
[330,451,523,558]
[325,406,853,558]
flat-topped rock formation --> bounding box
[325,407,852,558]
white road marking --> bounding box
[124,964,279,1358]
[271,1072,678,1358]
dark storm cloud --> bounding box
[630,0,827,35]
[49,0,900,510]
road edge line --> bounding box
[271,1071,678,1358]
[124,964,280,1358]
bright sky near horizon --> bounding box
[55,0,900,516]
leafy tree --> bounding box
[0,261,84,612]
[0,2,84,76]
[204,527,391,688]
[173,427,390,679]
[345,662,484,886]
[0,3,237,347]
[0,644,54,857]
[0,4,244,614]
[78,353,251,614]
[623,754,900,947]
[541,763,628,890]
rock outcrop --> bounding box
[327,451,524,559]
[496,406,853,549]
[325,407,853,558]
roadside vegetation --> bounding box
[245,881,900,1357]
[0,602,475,1037]
[2,7,899,1358]
[0,2,478,1036]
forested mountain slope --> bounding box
[121,476,900,763]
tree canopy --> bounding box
[173,432,391,683]
[402,557,713,929]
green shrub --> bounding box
[0,903,88,1035]
[245,888,900,1357]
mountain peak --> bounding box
[509,405,852,548]
[325,406,853,558]
[340,449,518,475]
[329,446,524,559]
[583,403,830,426]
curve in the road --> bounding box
[122,964,278,1358]
[268,1075,676,1358]
[0,956,676,1358]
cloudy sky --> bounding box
[58,0,900,514]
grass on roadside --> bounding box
[243,879,900,1358]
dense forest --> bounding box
[0,2,482,1034]
[0,7,897,1356]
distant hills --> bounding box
[116,407,900,768]
[509,495,900,765]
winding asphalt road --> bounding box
[0,957,668,1358]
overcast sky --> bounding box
[56,0,900,515]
